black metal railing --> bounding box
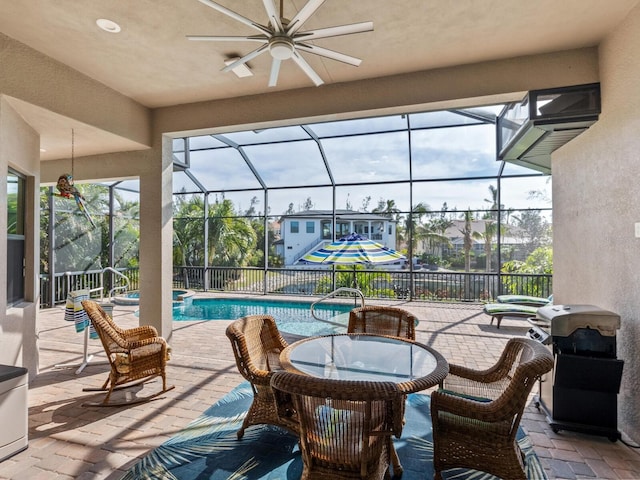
[41,265,551,308]
[171,266,552,303]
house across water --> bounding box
[276,210,399,267]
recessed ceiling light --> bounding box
[96,18,121,33]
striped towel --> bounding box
[64,290,98,339]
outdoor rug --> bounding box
[122,382,547,479]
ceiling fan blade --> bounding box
[291,50,324,86]
[286,0,326,36]
[295,43,362,66]
[268,58,282,87]
[186,35,267,42]
[294,21,373,41]
[196,0,271,35]
[221,44,269,72]
[262,0,284,33]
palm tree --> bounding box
[207,198,257,267]
[405,202,430,255]
[373,198,405,247]
[416,224,451,257]
[109,191,140,268]
[460,209,481,299]
[460,210,475,273]
[173,193,207,266]
[373,199,402,220]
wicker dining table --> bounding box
[279,333,450,476]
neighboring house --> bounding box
[276,210,398,266]
[422,219,530,261]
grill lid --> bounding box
[536,304,620,337]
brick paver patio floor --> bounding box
[1,296,639,479]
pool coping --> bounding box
[113,289,196,306]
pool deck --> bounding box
[1,294,639,479]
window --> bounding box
[291,221,299,233]
[306,221,314,234]
[7,171,26,305]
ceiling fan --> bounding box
[187,0,373,87]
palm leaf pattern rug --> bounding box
[122,382,547,479]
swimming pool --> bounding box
[173,298,354,336]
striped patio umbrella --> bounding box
[301,233,406,265]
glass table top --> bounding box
[280,334,448,391]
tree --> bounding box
[501,246,553,297]
[459,209,477,298]
[302,197,314,211]
[207,198,257,267]
[405,202,430,255]
[41,183,110,273]
[460,209,477,273]
[244,196,260,216]
[512,210,551,256]
[361,195,371,212]
[173,193,207,266]
[421,203,454,258]
[173,193,258,267]
[40,183,141,277]
[479,185,500,272]
[415,223,450,257]
[345,194,353,211]
[109,191,140,268]
[373,198,404,245]
[373,199,401,220]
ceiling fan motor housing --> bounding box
[269,36,295,60]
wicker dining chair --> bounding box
[225,314,298,439]
[81,300,174,406]
[430,337,554,480]
[347,305,417,340]
[271,371,404,480]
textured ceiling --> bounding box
[0,0,638,158]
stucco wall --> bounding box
[552,3,640,442]
[0,98,41,378]
[0,33,150,146]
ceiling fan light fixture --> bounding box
[188,0,373,87]
[224,58,253,78]
[269,38,294,60]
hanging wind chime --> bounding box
[55,129,96,227]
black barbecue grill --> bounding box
[531,304,624,441]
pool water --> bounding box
[173,298,354,336]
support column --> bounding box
[138,137,173,340]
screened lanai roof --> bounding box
[165,104,550,217]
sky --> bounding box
[105,104,552,221]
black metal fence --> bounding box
[40,265,551,308]
[171,266,552,302]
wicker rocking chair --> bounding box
[348,305,417,340]
[225,315,298,439]
[430,337,553,480]
[81,300,174,407]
